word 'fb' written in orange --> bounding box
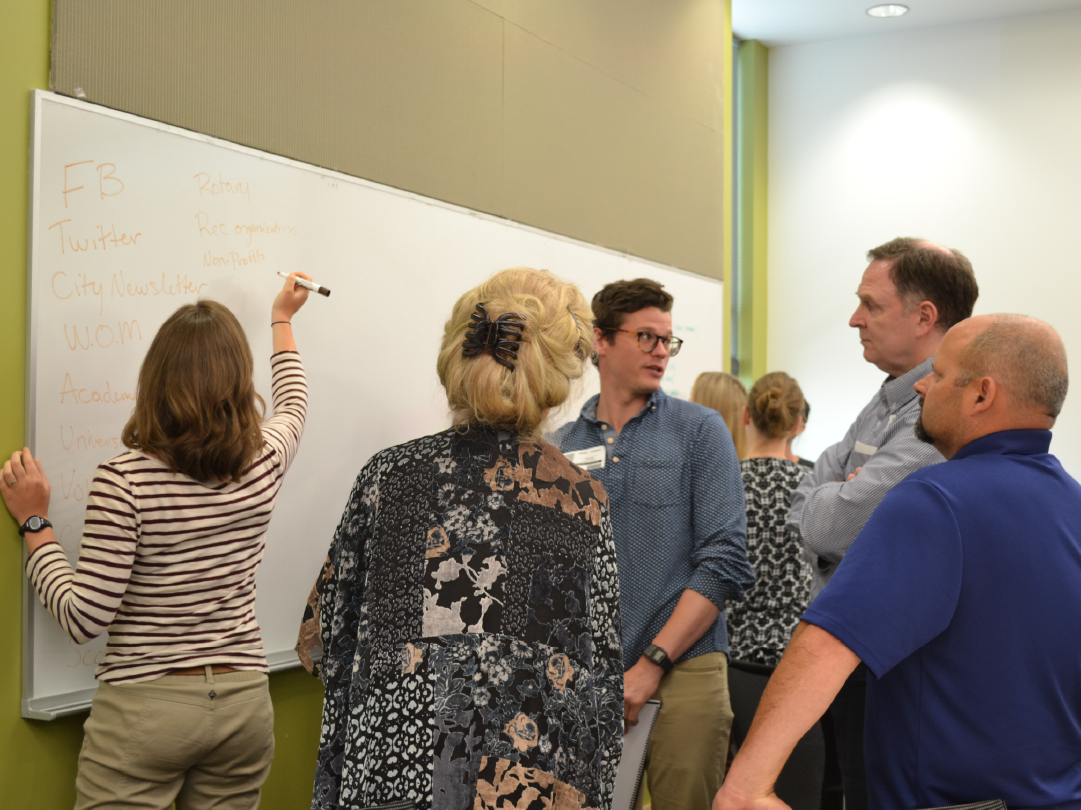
[195,172,251,201]
[64,320,143,351]
[48,220,142,255]
[62,161,125,208]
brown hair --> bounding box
[747,372,806,439]
[867,237,978,330]
[590,278,673,366]
[690,372,748,459]
[121,300,265,483]
[437,267,592,442]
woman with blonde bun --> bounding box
[726,371,813,666]
[298,268,624,810]
[690,371,748,459]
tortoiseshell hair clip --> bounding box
[462,304,525,370]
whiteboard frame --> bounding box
[23,90,722,719]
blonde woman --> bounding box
[726,372,813,666]
[690,371,748,459]
[298,268,624,810]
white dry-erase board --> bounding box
[24,90,723,719]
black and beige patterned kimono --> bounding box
[297,426,623,810]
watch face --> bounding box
[28,517,43,530]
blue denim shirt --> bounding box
[553,390,754,670]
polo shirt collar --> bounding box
[881,357,934,412]
[953,429,1053,460]
[579,388,667,424]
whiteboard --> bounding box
[25,91,723,719]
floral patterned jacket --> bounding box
[297,427,624,810]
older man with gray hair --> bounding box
[715,314,1081,810]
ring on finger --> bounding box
[7,480,16,486]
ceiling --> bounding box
[733,0,1081,46]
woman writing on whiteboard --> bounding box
[295,268,624,810]
[0,273,311,809]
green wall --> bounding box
[734,39,769,382]
[0,2,323,805]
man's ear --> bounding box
[593,326,608,359]
[970,376,998,414]
[914,300,940,337]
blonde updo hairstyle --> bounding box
[690,372,749,459]
[437,267,593,441]
[747,371,806,440]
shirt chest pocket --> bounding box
[630,460,682,507]
[850,440,878,472]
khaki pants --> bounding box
[75,669,274,810]
[634,653,734,810]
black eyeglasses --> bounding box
[613,329,684,357]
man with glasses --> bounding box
[553,278,754,810]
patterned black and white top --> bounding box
[297,426,624,810]
[726,458,812,667]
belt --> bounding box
[167,664,239,676]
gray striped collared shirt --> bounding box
[787,357,944,599]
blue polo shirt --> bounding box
[553,390,754,670]
[804,430,1081,810]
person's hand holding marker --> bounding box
[1,448,58,555]
[271,272,313,353]
[277,271,330,297]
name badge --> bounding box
[565,445,606,470]
[854,440,878,456]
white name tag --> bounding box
[565,445,606,470]
[854,440,878,456]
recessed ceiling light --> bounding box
[867,4,909,17]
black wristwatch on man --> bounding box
[643,643,674,674]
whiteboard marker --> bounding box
[278,271,331,297]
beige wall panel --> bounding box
[503,25,723,279]
[52,0,725,280]
[503,0,725,132]
[52,0,505,214]
[468,0,505,17]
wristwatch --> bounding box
[642,643,674,674]
[19,516,52,537]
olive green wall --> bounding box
[0,4,88,807]
[734,39,769,383]
[2,1,733,805]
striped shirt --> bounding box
[27,351,306,684]
[787,357,942,599]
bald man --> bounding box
[717,315,1081,810]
